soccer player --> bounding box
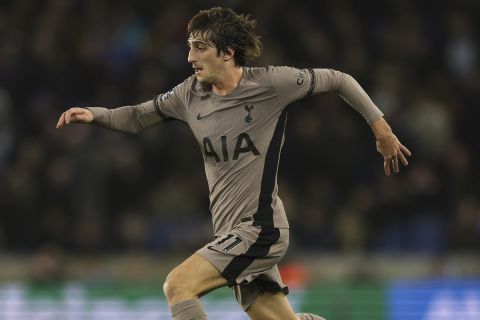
[56,7,411,320]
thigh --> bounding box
[246,291,298,320]
[166,253,228,297]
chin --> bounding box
[196,76,212,85]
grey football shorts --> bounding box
[196,221,290,310]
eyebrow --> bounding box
[187,39,208,46]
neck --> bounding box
[212,66,244,96]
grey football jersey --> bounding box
[88,66,383,236]
[155,67,314,235]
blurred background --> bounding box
[0,0,479,319]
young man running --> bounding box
[57,7,411,320]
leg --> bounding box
[246,291,326,320]
[177,225,287,319]
[246,291,297,320]
[163,253,228,319]
[163,253,227,304]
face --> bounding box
[187,34,227,84]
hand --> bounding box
[56,107,93,129]
[371,118,412,176]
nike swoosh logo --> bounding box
[196,104,240,120]
[197,112,214,120]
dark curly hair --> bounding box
[187,7,262,66]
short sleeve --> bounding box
[269,66,316,104]
[153,78,191,122]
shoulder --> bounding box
[244,66,287,78]
[170,74,199,95]
[162,75,202,101]
[244,66,308,84]
[180,74,197,93]
[158,75,194,97]
[154,75,196,109]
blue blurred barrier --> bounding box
[388,279,480,320]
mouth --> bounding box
[193,66,203,75]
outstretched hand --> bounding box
[371,118,411,176]
[56,107,93,129]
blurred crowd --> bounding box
[0,0,479,256]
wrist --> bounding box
[370,117,392,139]
[85,107,99,123]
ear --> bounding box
[223,47,235,61]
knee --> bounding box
[163,269,193,303]
[163,271,181,301]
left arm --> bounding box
[269,67,411,175]
[314,69,411,175]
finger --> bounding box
[384,158,391,176]
[66,108,83,124]
[56,113,64,128]
[400,143,412,156]
[56,112,66,128]
[398,151,408,166]
[393,156,399,173]
[65,109,72,124]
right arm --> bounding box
[56,100,163,133]
[57,78,191,132]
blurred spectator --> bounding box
[448,196,480,251]
[0,88,13,171]
[445,11,478,82]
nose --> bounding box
[188,48,196,63]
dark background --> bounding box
[0,0,479,257]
